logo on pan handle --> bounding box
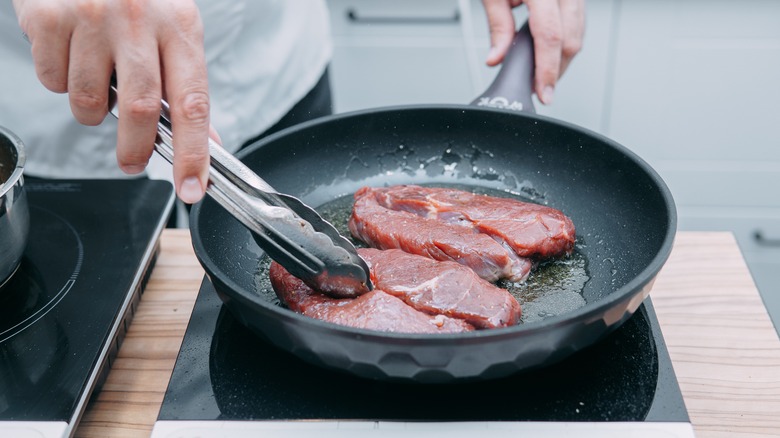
[475,96,525,112]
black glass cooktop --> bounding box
[159,278,689,423]
[0,179,173,430]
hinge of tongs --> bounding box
[107,84,372,298]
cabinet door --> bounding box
[328,0,473,112]
[607,0,780,170]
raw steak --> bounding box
[359,248,521,329]
[348,187,533,282]
[270,261,474,333]
[369,185,576,259]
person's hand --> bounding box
[482,0,585,105]
[13,0,211,203]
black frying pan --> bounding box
[190,25,677,383]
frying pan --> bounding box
[190,25,677,383]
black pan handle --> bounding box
[471,22,535,114]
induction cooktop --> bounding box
[0,178,174,438]
[152,275,695,437]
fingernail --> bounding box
[121,164,146,174]
[541,86,555,105]
[179,177,205,204]
[486,46,501,65]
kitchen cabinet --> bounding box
[325,0,780,332]
[328,0,474,109]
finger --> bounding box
[558,0,585,77]
[113,35,162,176]
[21,5,71,93]
[525,0,563,104]
[67,13,113,126]
[482,0,516,66]
[159,6,209,204]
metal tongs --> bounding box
[107,84,372,298]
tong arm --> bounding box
[107,85,372,297]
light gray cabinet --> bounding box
[326,0,780,330]
[328,0,474,110]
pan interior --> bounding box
[194,106,673,329]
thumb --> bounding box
[482,0,517,66]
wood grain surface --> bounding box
[74,230,780,437]
[651,233,780,437]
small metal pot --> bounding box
[0,125,29,288]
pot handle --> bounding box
[471,21,535,114]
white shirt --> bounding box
[0,0,332,179]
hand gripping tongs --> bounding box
[107,85,373,297]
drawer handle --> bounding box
[753,230,780,247]
[346,8,461,24]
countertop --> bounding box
[75,230,780,437]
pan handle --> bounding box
[471,22,535,114]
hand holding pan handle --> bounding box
[471,22,536,114]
